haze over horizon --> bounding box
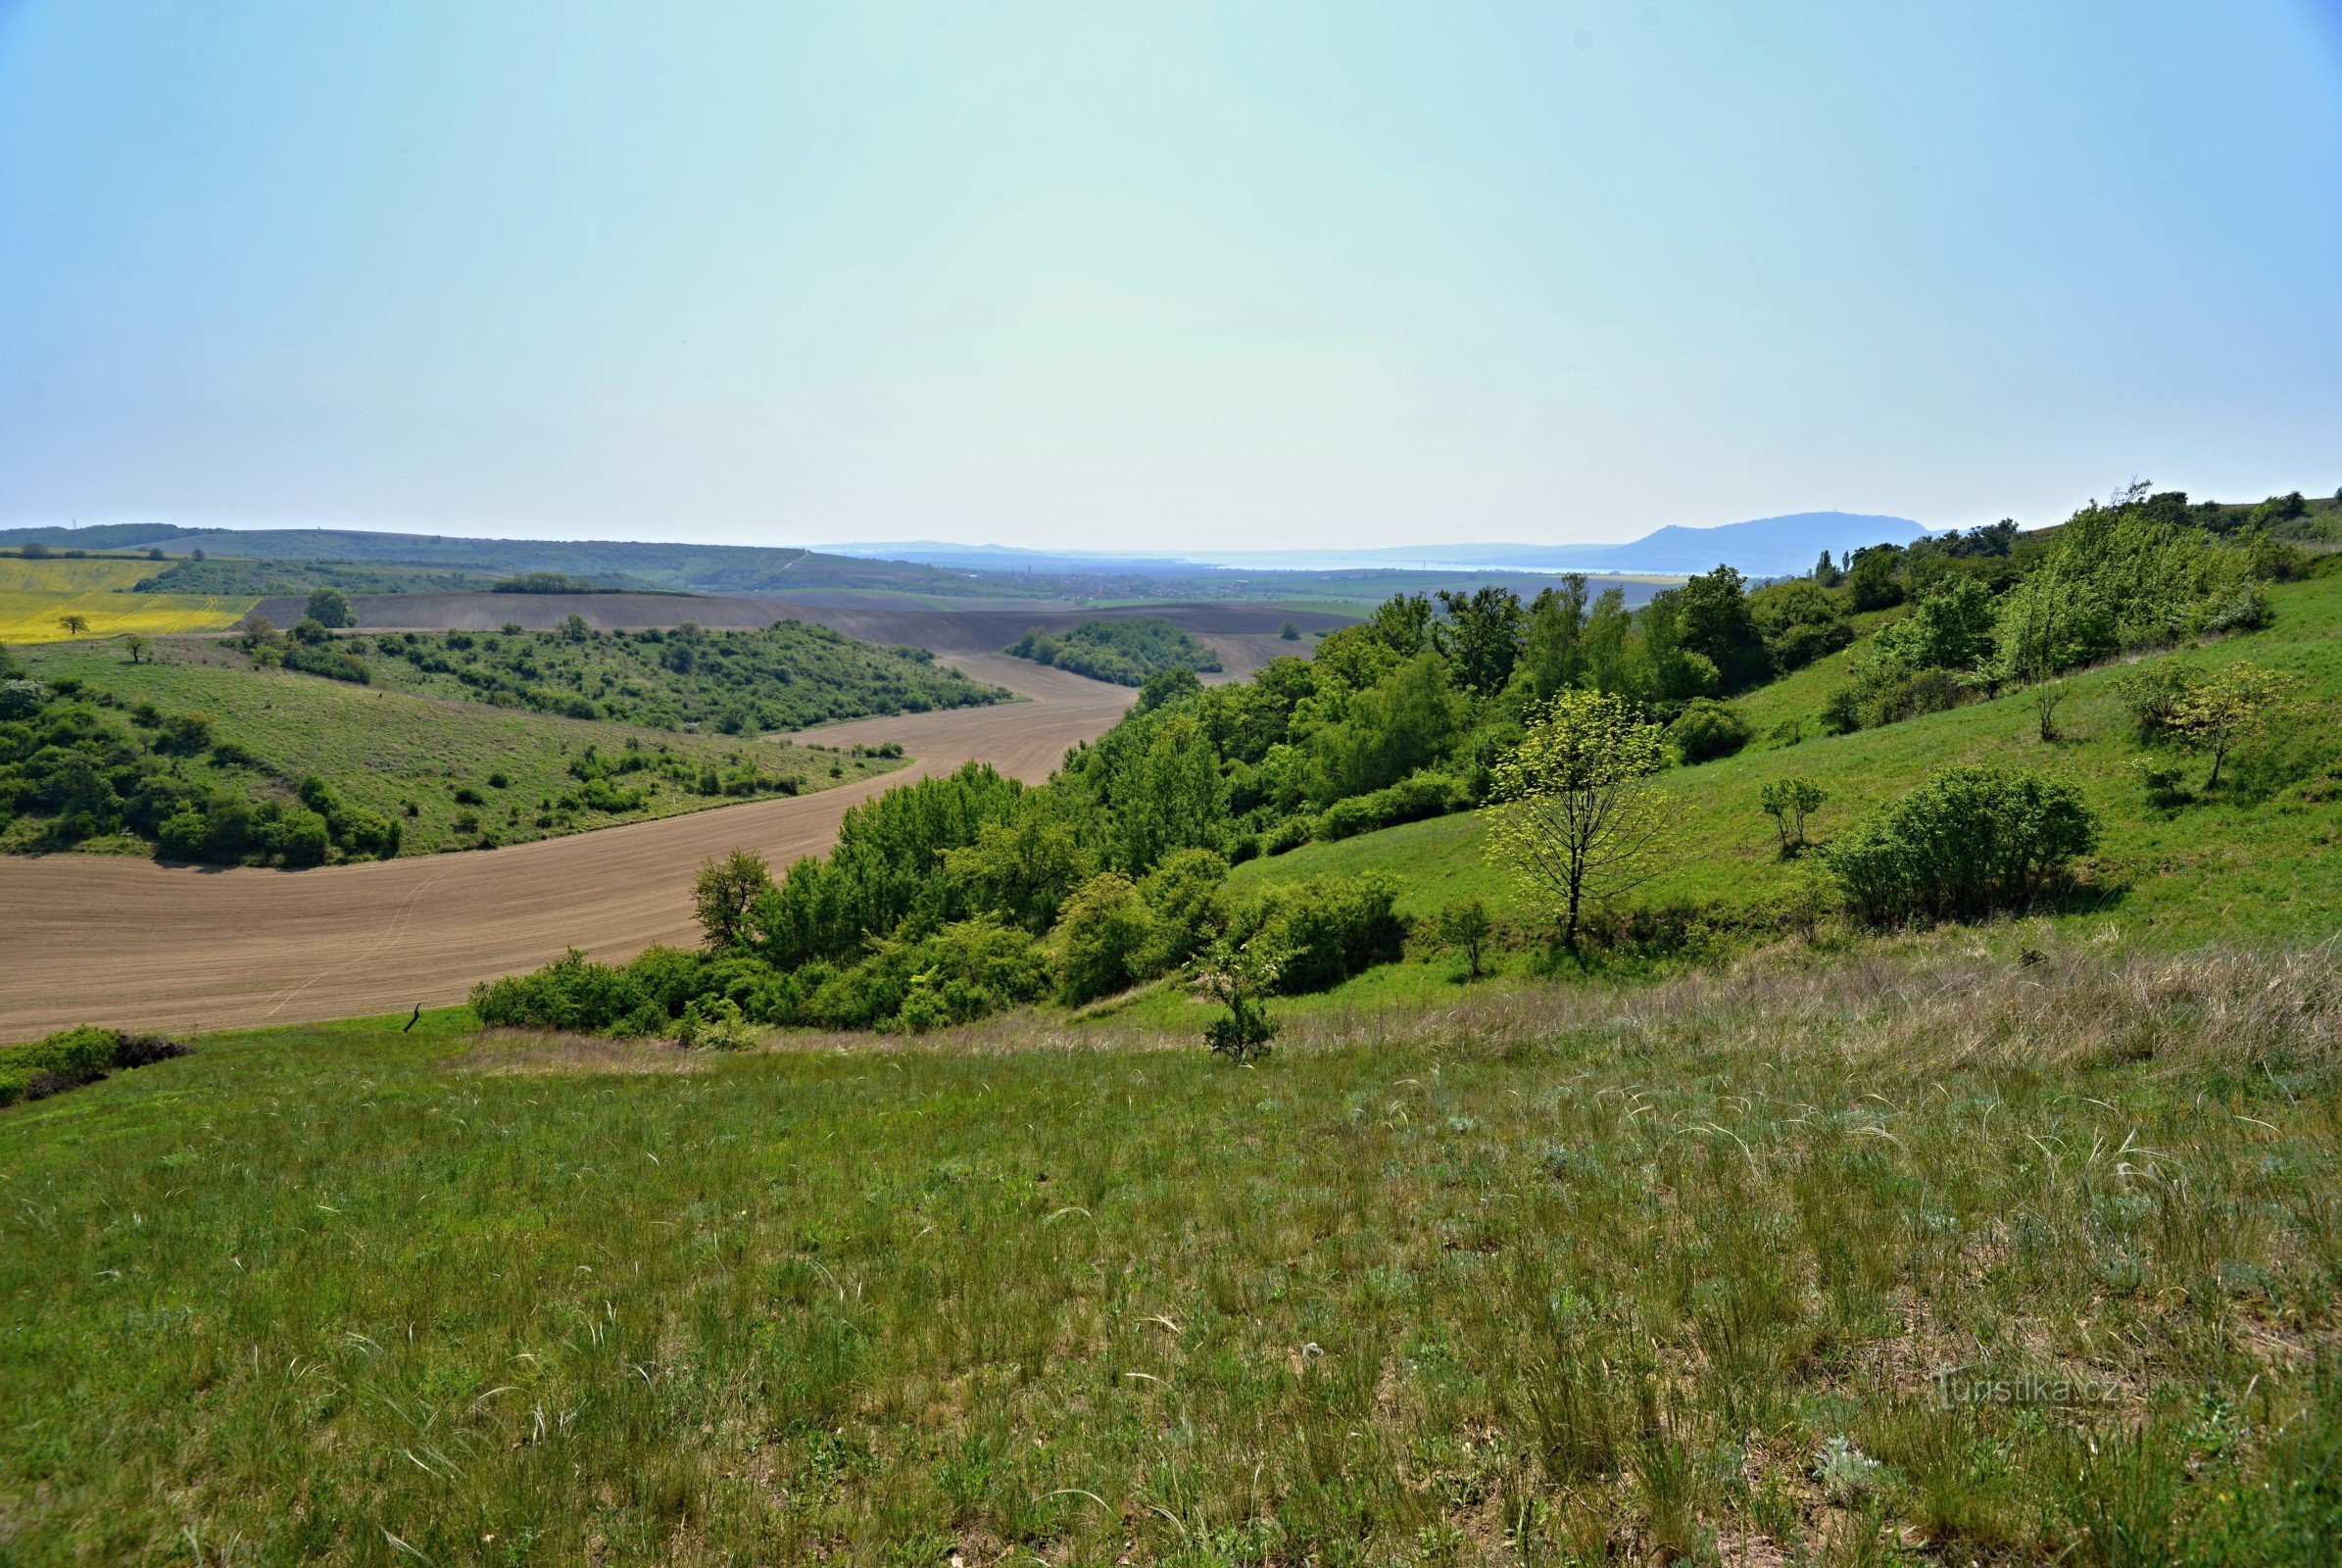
[4,1,2339,552]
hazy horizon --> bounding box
[5,2,2339,551]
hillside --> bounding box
[6,641,903,860]
[1230,569,2341,946]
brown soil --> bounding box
[0,656,1139,1038]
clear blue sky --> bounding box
[3,1,2338,550]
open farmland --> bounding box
[0,657,1133,1037]
[0,556,160,593]
[0,590,255,642]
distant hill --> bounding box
[838,512,1934,581]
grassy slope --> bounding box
[3,939,2337,1563]
[13,644,899,857]
[1232,572,2342,946]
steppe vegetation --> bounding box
[1,641,897,862]
[291,617,1010,734]
[4,936,2338,1563]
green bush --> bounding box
[1669,698,1752,763]
[675,995,758,1051]
[1236,872,1406,994]
[470,950,663,1035]
[0,1026,122,1106]
[1056,872,1156,1005]
[1827,765,2099,926]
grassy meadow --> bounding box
[11,641,898,857]
[2,936,2338,1564]
[1231,572,2342,945]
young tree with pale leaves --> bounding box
[1485,690,1668,953]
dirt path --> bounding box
[0,656,1134,1038]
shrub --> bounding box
[155,808,212,861]
[1758,776,1827,857]
[1436,897,1492,978]
[470,950,662,1035]
[1196,939,1280,1062]
[0,1026,122,1106]
[1669,699,1751,763]
[1237,873,1405,994]
[2116,662,2202,744]
[675,994,758,1051]
[1056,872,1156,1005]
[1827,765,2098,926]
[1138,848,1231,971]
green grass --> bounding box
[4,935,2338,1563]
[13,642,900,857]
[1234,573,2342,944]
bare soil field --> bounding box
[0,657,1133,1038]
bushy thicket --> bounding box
[0,654,399,863]
[1828,765,2098,926]
[0,1025,187,1107]
[1004,617,1223,686]
[267,618,1009,734]
[1823,487,2290,735]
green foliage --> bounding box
[2166,662,2305,790]
[674,994,758,1051]
[1231,871,1405,994]
[0,1025,122,1106]
[470,949,666,1035]
[1055,872,1156,1005]
[696,849,774,952]
[1827,764,2098,926]
[1757,776,1827,857]
[1486,691,1669,950]
[1669,697,1751,763]
[1435,896,1492,977]
[1196,937,1282,1060]
[351,620,1008,734]
[304,587,355,628]
[1005,617,1222,686]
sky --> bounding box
[3,1,2340,552]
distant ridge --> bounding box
[835,511,1934,580]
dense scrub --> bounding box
[1003,616,1223,686]
[266,617,1012,735]
[0,1024,185,1106]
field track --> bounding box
[0,656,1139,1038]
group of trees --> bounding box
[0,651,399,864]
[1004,617,1224,686]
[239,619,1010,735]
[1823,485,2292,735]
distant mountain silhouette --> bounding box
[841,511,1933,580]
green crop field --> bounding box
[10,642,899,857]
[1231,571,2342,947]
[3,934,2338,1564]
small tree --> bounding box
[2168,662,2303,789]
[57,613,90,638]
[1485,691,1668,952]
[305,587,355,628]
[1757,776,1827,858]
[694,848,773,951]
[1196,937,1281,1062]
[1435,897,1492,979]
[1280,619,1301,641]
[122,632,152,664]
[2030,679,2069,743]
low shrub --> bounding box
[1235,872,1406,995]
[470,949,664,1035]
[1828,764,2099,927]
[1669,699,1751,764]
[0,1027,187,1107]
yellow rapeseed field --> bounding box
[0,590,256,643]
[0,556,159,593]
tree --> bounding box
[1758,777,1827,858]
[57,613,90,637]
[1279,620,1301,641]
[694,849,774,951]
[1196,937,1281,1062]
[1436,897,1492,978]
[2167,662,2302,789]
[1056,871,1155,1004]
[1135,665,1202,713]
[1672,565,1770,693]
[1434,585,1526,696]
[1515,578,1589,701]
[1485,691,1668,953]
[561,612,592,643]
[305,588,355,628]
[122,633,152,664]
